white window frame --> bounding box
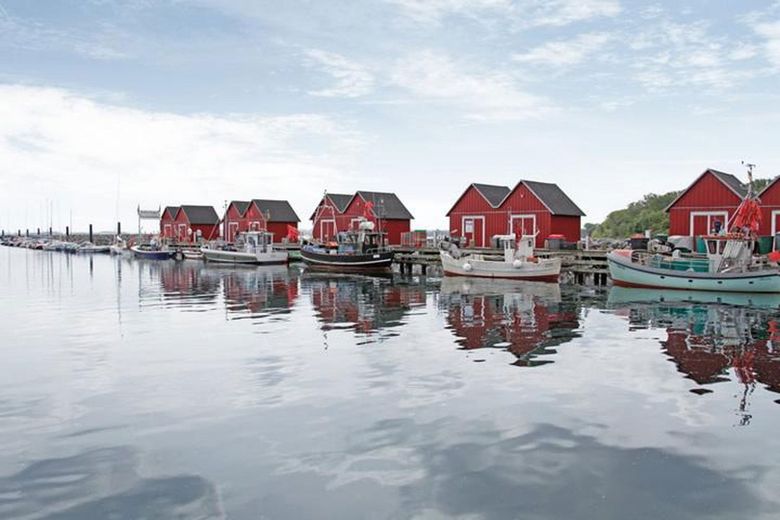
[177,223,187,240]
[689,211,728,237]
[461,215,486,247]
[249,220,263,231]
[163,224,172,237]
[772,210,780,237]
[319,219,337,239]
[350,217,364,230]
[509,213,537,238]
[228,222,239,241]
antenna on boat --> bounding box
[742,160,756,197]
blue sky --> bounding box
[1,0,780,233]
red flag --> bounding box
[286,225,299,241]
[363,201,374,219]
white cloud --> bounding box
[0,85,363,232]
[391,50,553,120]
[512,32,612,67]
[387,0,620,27]
[754,21,780,68]
[304,49,375,98]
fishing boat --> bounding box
[608,164,780,293]
[131,240,173,260]
[202,231,288,265]
[440,234,561,282]
[109,235,130,255]
[300,220,394,273]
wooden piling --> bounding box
[89,224,93,243]
[65,226,70,238]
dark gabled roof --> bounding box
[710,169,748,198]
[473,183,511,207]
[163,206,180,219]
[521,180,585,216]
[327,193,353,213]
[227,200,251,216]
[178,205,220,225]
[251,199,300,223]
[309,193,352,220]
[664,169,747,212]
[356,191,414,220]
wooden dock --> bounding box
[392,247,610,285]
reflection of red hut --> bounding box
[444,294,579,366]
[222,272,298,316]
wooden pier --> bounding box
[393,247,610,285]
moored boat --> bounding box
[202,231,288,265]
[300,220,394,273]
[76,241,110,254]
[182,250,204,260]
[131,240,173,260]
[440,234,561,282]
[608,164,780,293]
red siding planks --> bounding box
[667,171,743,236]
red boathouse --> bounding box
[665,169,747,237]
[172,205,220,242]
[757,177,780,240]
[160,206,179,239]
[446,181,585,248]
[311,191,414,245]
[223,199,300,243]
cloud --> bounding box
[304,49,375,98]
[512,32,612,67]
[0,85,363,232]
[754,21,780,68]
[387,0,620,27]
[390,50,554,120]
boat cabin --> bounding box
[237,231,275,253]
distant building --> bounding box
[665,169,747,237]
[446,181,584,248]
[310,191,414,245]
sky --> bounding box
[1,0,780,233]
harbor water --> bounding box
[1,246,780,519]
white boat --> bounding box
[203,231,288,265]
[76,241,110,254]
[440,234,561,282]
[109,235,130,255]
[182,250,204,260]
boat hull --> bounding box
[131,246,173,260]
[440,252,561,282]
[202,248,288,265]
[300,249,394,273]
[607,252,780,293]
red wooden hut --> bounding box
[757,176,780,240]
[172,205,220,242]
[342,191,414,246]
[246,199,300,243]
[446,181,585,248]
[160,206,179,239]
[310,191,414,245]
[310,193,353,242]
[665,169,746,237]
[222,201,251,243]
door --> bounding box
[320,220,337,241]
[510,214,536,238]
[163,224,172,238]
[462,216,484,247]
[228,222,239,242]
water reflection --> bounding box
[0,447,224,519]
[609,287,780,421]
[301,273,426,341]
[439,277,581,366]
[221,266,299,321]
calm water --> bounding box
[2,246,780,519]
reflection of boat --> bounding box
[608,166,780,293]
[203,231,288,265]
[301,220,394,273]
[440,235,560,282]
[440,276,561,302]
[608,286,780,309]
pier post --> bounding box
[117,222,121,236]
[37,227,40,236]
[89,224,93,243]
[65,226,70,239]
[49,227,52,236]
[26,229,29,237]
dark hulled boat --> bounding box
[301,221,394,273]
